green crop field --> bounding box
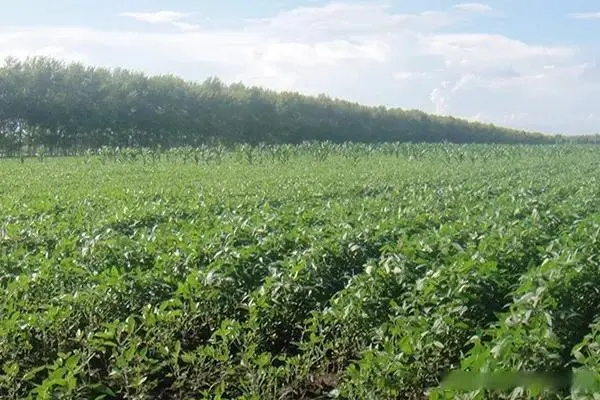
[3,143,600,400]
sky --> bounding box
[1,0,600,135]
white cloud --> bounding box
[453,3,494,13]
[394,71,430,81]
[450,74,475,93]
[423,33,574,66]
[430,87,447,114]
[251,2,456,43]
[172,22,202,32]
[119,11,201,31]
[119,11,191,24]
[0,2,598,134]
[568,12,600,20]
[509,112,528,121]
[0,45,88,64]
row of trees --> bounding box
[0,57,587,154]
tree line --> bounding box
[0,57,594,155]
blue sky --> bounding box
[2,0,600,134]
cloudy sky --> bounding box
[2,0,600,134]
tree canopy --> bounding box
[0,57,588,154]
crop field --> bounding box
[3,143,600,399]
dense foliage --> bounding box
[0,57,577,155]
[2,143,600,399]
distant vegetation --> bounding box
[1,57,596,156]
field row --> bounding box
[2,146,600,399]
